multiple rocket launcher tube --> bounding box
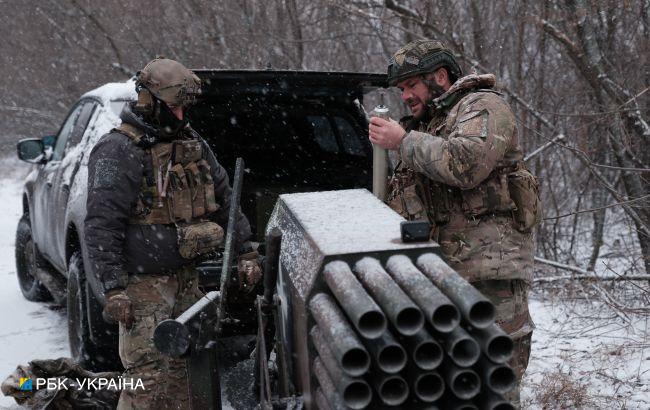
[308,253,516,409]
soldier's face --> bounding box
[397,77,431,119]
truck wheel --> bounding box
[15,214,52,302]
[67,251,121,371]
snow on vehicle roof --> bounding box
[81,78,137,104]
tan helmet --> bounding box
[387,39,462,86]
[135,58,201,110]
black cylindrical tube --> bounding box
[444,399,479,410]
[442,326,480,368]
[314,387,332,410]
[402,328,444,371]
[323,260,387,339]
[365,330,407,374]
[310,327,372,409]
[313,357,346,410]
[477,390,515,410]
[386,254,460,333]
[478,357,517,394]
[445,362,481,400]
[469,324,514,364]
[417,253,495,329]
[309,293,370,377]
[372,372,409,406]
[354,257,424,336]
[406,363,445,403]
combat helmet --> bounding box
[135,57,201,113]
[387,39,462,86]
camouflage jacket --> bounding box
[389,74,538,284]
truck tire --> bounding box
[15,214,53,302]
[67,251,121,371]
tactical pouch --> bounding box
[185,162,206,218]
[169,164,193,222]
[508,168,542,232]
[428,182,451,224]
[198,159,219,213]
[403,184,426,220]
[460,172,516,217]
[174,140,203,165]
[177,221,225,259]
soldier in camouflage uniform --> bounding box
[85,58,261,409]
[369,39,542,406]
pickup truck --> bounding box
[15,70,386,370]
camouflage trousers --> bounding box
[116,267,201,410]
[435,214,535,408]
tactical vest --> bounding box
[388,93,541,233]
[114,123,219,225]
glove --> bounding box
[237,251,262,295]
[102,289,134,330]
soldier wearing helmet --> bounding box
[369,39,542,406]
[85,58,260,409]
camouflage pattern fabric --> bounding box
[387,39,462,86]
[117,267,202,410]
[391,73,537,406]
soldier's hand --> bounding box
[369,117,407,150]
[237,251,262,294]
[102,289,134,330]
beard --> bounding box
[406,78,448,120]
[405,95,428,120]
[427,81,447,100]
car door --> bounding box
[31,102,84,261]
[32,101,97,268]
[48,100,98,269]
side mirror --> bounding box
[17,138,45,163]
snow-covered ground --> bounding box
[0,168,69,409]
[0,165,647,408]
[523,295,649,408]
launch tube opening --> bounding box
[414,373,444,402]
[358,311,387,339]
[489,366,516,393]
[414,341,443,370]
[432,304,460,333]
[379,376,408,406]
[343,381,372,409]
[378,345,407,373]
[341,348,370,377]
[396,306,424,336]
[452,370,480,400]
[488,335,514,363]
[451,339,480,367]
[469,301,495,328]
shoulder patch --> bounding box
[457,109,488,138]
[92,158,120,190]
